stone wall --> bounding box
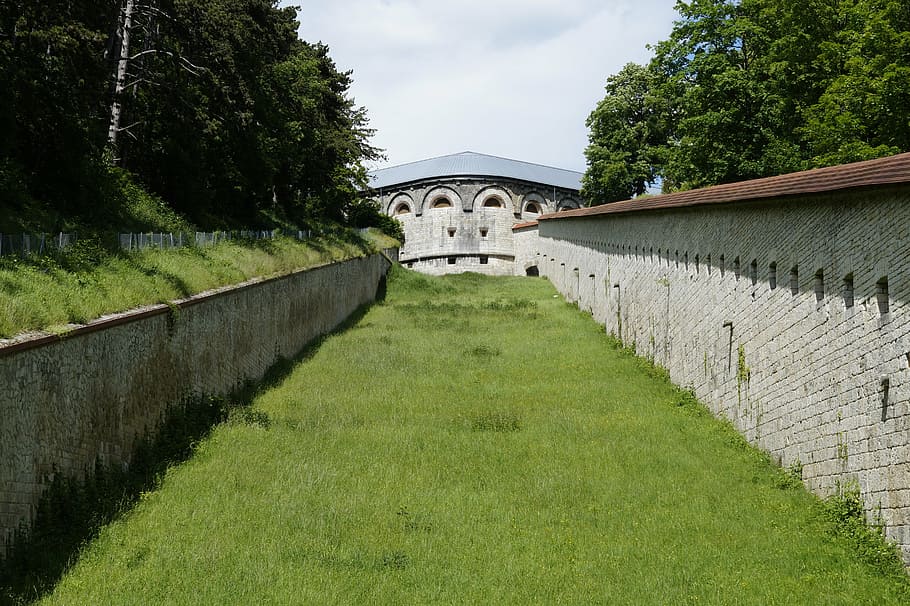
[522,187,910,563]
[0,253,392,553]
[375,177,580,275]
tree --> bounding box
[582,63,667,202]
[583,0,910,195]
[798,0,910,166]
[1,1,382,232]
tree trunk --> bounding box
[107,0,135,159]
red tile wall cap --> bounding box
[539,151,910,221]
[512,220,539,230]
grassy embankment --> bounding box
[31,269,910,604]
[0,230,398,340]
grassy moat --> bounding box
[29,268,910,604]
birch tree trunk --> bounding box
[107,0,135,158]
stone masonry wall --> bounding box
[375,177,580,275]
[0,253,392,554]
[522,187,910,564]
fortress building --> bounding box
[368,151,583,275]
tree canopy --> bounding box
[0,1,383,232]
[583,0,910,203]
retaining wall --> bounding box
[522,187,910,563]
[0,253,392,553]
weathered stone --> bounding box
[518,187,910,564]
[0,254,392,555]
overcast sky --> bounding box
[279,1,680,174]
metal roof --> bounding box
[367,151,583,192]
[540,151,910,221]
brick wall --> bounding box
[0,253,392,554]
[523,188,910,564]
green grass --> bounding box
[0,230,396,339]
[31,268,910,604]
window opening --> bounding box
[448,227,456,238]
[789,266,799,295]
[769,262,777,290]
[876,276,889,314]
[814,269,824,302]
[479,255,489,265]
[750,259,758,286]
[842,273,854,308]
[447,256,456,265]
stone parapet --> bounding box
[0,253,392,554]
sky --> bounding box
[279,1,680,174]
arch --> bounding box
[385,192,415,217]
[520,192,549,219]
[556,197,581,212]
[472,186,515,213]
[526,265,540,277]
[421,186,463,214]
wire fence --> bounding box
[0,232,77,257]
[117,230,290,252]
[0,228,377,257]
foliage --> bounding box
[0,1,381,233]
[822,484,909,580]
[31,270,910,604]
[583,0,910,200]
[346,197,405,242]
[582,63,668,202]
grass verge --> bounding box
[24,268,910,604]
[0,229,396,339]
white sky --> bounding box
[279,1,680,173]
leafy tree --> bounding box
[1,1,382,233]
[582,0,910,201]
[650,0,803,189]
[582,63,667,202]
[799,0,910,166]
[0,1,120,225]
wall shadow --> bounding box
[0,302,375,605]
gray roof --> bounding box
[367,151,583,192]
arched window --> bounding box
[431,197,452,209]
[524,202,542,214]
[394,203,411,216]
[482,197,504,209]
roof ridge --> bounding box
[370,151,582,176]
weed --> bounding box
[227,408,271,429]
[822,484,909,581]
[468,410,522,433]
[468,344,501,358]
[380,551,410,570]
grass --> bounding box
[24,268,910,604]
[0,230,397,339]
